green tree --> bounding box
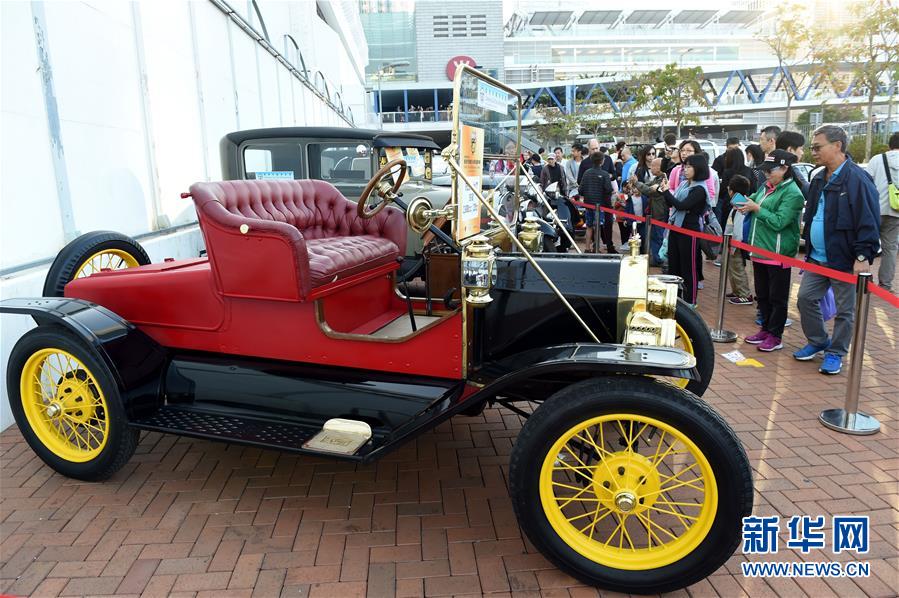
[579,83,647,140]
[756,11,812,127]
[641,64,708,138]
[795,104,865,125]
[808,0,899,159]
[534,107,581,148]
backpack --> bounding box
[883,153,899,211]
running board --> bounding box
[130,406,380,460]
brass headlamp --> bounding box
[517,216,543,253]
[461,235,496,306]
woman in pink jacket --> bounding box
[669,140,720,277]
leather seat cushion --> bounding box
[306,235,400,288]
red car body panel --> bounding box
[65,259,464,380]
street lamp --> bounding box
[376,61,410,130]
[677,48,696,66]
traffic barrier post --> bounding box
[709,233,737,343]
[594,205,600,253]
[819,272,881,435]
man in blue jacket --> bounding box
[793,125,881,374]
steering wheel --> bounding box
[358,159,407,219]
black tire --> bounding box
[674,298,715,397]
[509,377,752,595]
[7,326,140,481]
[42,231,150,297]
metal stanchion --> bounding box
[644,214,653,259]
[709,233,737,343]
[594,205,600,253]
[819,272,880,435]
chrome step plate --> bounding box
[303,418,373,456]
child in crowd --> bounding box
[724,175,754,305]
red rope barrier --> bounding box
[567,199,899,308]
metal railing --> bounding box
[379,110,451,123]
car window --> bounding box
[308,144,372,183]
[241,143,302,179]
[245,148,272,172]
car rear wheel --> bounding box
[669,299,714,396]
[43,231,150,297]
[509,377,751,594]
[7,327,139,481]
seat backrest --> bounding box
[189,179,407,300]
[198,179,405,242]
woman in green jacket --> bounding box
[737,150,805,352]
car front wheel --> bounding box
[8,327,140,481]
[509,376,752,594]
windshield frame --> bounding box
[449,65,523,241]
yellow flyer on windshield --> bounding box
[384,147,408,185]
[457,124,484,239]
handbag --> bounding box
[820,287,837,322]
[883,153,899,210]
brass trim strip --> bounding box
[446,155,600,343]
[314,300,460,343]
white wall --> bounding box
[0,0,369,431]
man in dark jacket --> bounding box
[712,137,741,176]
[577,139,616,187]
[579,153,615,252]
[793,125,880,375]
[776,131,809,196]
[539,154,567,197]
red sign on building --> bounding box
[446,56,477,81]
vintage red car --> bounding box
[1,67,751,594]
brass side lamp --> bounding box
[461,235,496,306]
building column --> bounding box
[403,89,408,123]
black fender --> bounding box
[466,342,698,405]
[0,298,167,419]
[534,218,558,239]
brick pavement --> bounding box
[1,255,897,597]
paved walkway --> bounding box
[1,254,897,597]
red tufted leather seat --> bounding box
[190,179,407,301]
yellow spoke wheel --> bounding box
[20,348,110,462]
[670,323,694,389]
[74,249,140,279]
[509,377,752,594]
[10,328,141,481]
[664,299,714,397]
[539,413,716,571]
[42,231,150,297]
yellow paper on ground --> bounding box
[735,358,765,368]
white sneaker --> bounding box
[697,281,704,289]
[785,318,793,327]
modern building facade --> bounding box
[360,0,503,125]
[502,5,772,84]
[363,2,791,130]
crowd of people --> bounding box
[535,126,897,375]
